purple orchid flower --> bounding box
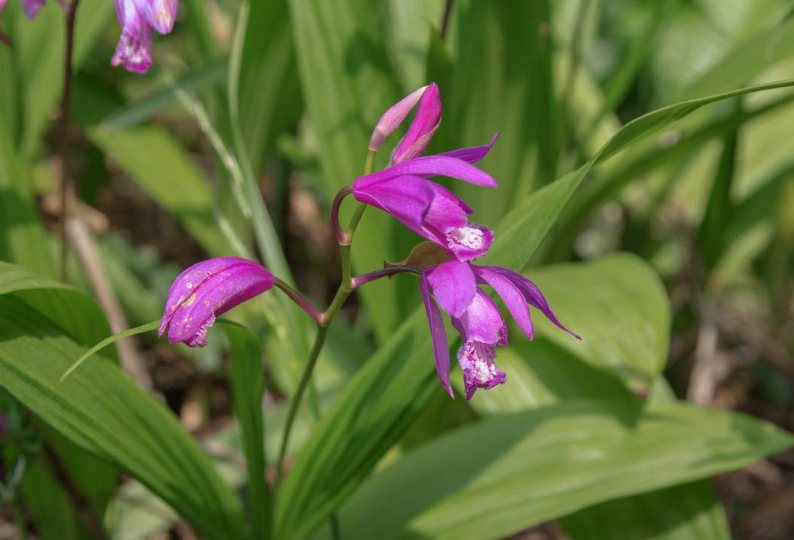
[420,260,580,400]
[354,83,499,263]
[159,257,274,347]
[112,0,177,73]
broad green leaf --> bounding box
[317,401,791,540]
[89,125,230,256]
[222,320,270,540]
[0,265,245,540]
[288,0,404,342]
[275,79,794,540]
[561,479,731,540]
[528,254,670,390]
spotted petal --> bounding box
[159,257,274,347]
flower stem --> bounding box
[58,0,82,283]
[274,150,377,485]
[273,279,323,324]
[351,265,422,289]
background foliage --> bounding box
[1,0,793,539]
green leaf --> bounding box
[11,0,113,155]
[0,264,245,540]
[275,79,794,540]
[0,121,53,277]
[239,0,302,174]
[450,0,560,223]
[318,401,791,540]
[222,320,270,540]
[528,254,670,390]
[89,125,230,256]
[101,59,228,131]
[561,480,731,540]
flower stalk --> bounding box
[58,0,81,282]
[275,149,376,485]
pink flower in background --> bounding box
[159,257,274,347]
[112,0,177,73]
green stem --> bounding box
[274,150,377,485]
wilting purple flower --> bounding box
[420,260,579,400]
[159,257,274,347]
[369,85,428,153]
[353,135,499,262]
[112,0,177,73]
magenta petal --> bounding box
[369,85,427,152]
[392,83,441,165]
[426,260,476,319]
[452,289,508,346]
[482,266,581,340]
[159,257,274,347]
[353,175,440,241]
[473,266,533,340]
[131,0,177,34]
[437,133,499,164]
[112,0,152,73]
[420,273,453,398]
[22,0,45,18]
[375,155,497,188]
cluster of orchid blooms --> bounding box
[159,83,579,400]
[0,0,175,73]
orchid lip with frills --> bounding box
[420,260,579,400]
[159,257,274,348]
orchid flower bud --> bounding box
[368,85,427,152]
[159,257,274,347]
[391,82,442,165]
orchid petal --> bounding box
[392,83,441,165]
[436,133,499,164]
[159,257,274,347]
[360,155,497,188]
[473,266,534,340]
[369,85,427,152]
[426,260,476,318]
[112,0,152,73]
[452,289,508,346]
[420,273,453,398]
[132,0,178,34]
[482,266,581,339]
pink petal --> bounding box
[392,83,441,165]
[420,273,453,398]
[425,260,476,319]
[369,85,428,152]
